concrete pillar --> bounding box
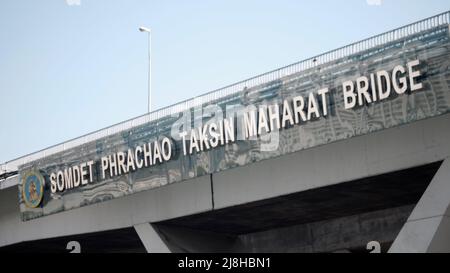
[134,223,242,253]
[134,223,171,253]
[389,158,450,253]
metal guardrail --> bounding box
[1,11,449,177]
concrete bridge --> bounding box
[1,11,450,253]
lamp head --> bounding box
[139,26,151,33]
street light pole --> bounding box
[139,26,152,113]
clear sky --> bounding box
[0,0,448,163]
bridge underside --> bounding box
[0,161,440,253]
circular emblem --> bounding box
[22,170,44,208]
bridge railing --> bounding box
[1,11,449,177]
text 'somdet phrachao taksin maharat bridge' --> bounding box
[1,11,450,253]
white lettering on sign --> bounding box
[47,60,423,194]
[343,60,423,109]
[50,137,173,193]
[50,161,94,193]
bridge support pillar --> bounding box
[389,158,450,252]
[135,223,242,253]
[134,223,171,253]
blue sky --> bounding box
[0,0,448,163]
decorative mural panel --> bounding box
[19,25,450,221]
